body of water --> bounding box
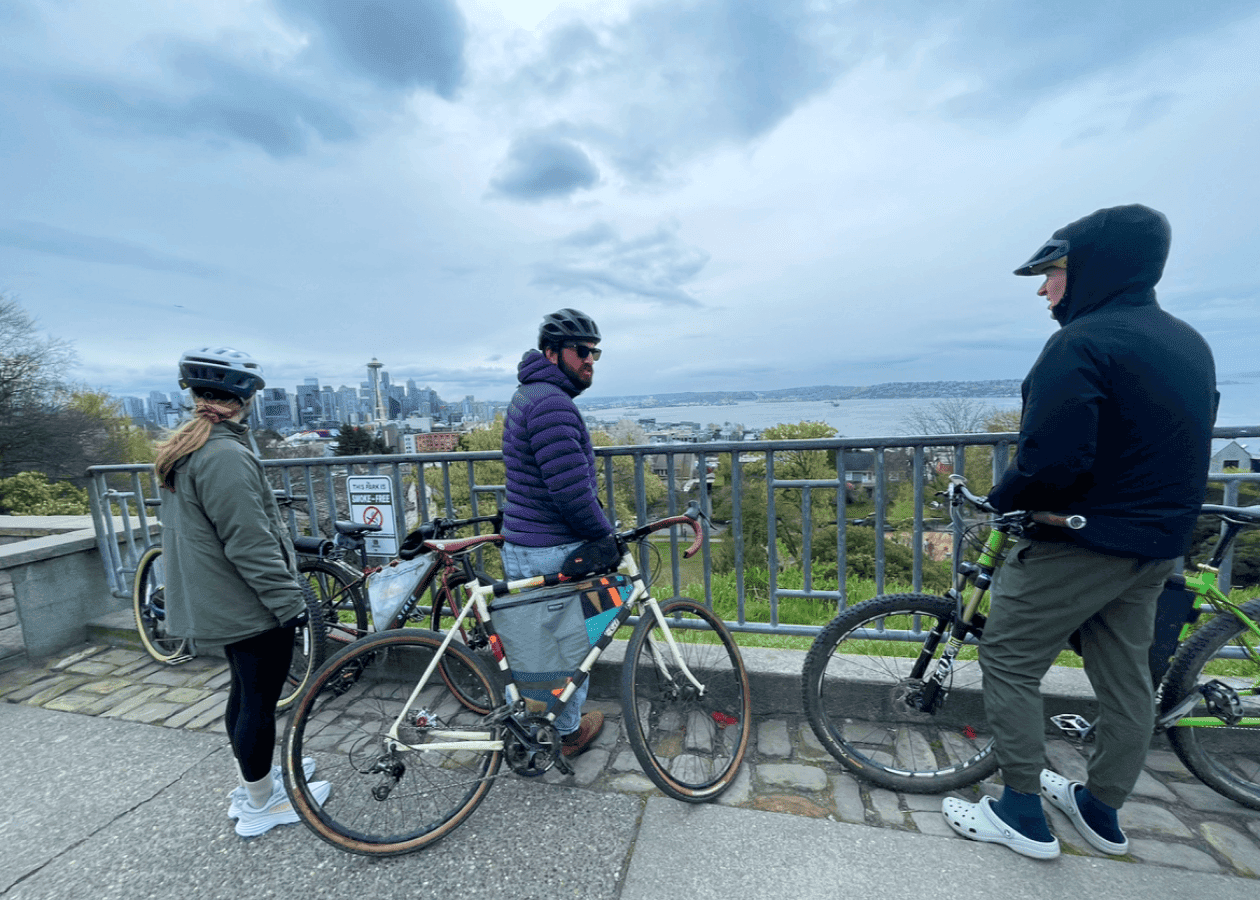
[581,380,1259,439]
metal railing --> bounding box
[87,425,1260,638]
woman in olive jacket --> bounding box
[154,347,328,837]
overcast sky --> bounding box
[2,0,1258,408]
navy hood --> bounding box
[517,349,586,397]
[1032,204,1171,326]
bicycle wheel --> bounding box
[275,582,328,712]
[282,628,504,856]
[1162,597,1260,810]
[429,583,497,715]
[131,546,189,664]
[298,558,368,647]
[622,598,751,801]
[802,593,998,793]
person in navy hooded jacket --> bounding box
[500,308,614,757]
[942,205,1217,860]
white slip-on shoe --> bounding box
[1040,769,1128,855]
[942,795,1060,860]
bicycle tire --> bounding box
[298,557,368,647]
[282,628,504,856]
[131,546,189,664]
[622,598,751,801]
[429,583,497,715]
[1162,596,1260,810]
[275,582,328,712]
[802,592,998,793]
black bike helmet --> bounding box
[1014,238,1069,276]
[539,308,601,348]
[177,346,266,400]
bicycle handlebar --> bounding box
[616,500,706,558]
[946,475,1086,530]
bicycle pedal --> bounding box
[1050,713,1095,741]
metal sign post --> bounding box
[346,475,398,557]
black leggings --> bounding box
[223,626,295,782]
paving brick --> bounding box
[902,792,947,812]
[78,677,135,695]
[1043,741,1088,782]
[43,691,102,714]
[82,684,151,716]
[25,676,92,706]
[715,762,753,807]
[1118,801,1193,838]
[65,661,120,677]
[868,787,904,826]
[910,810,955,837]
[100,686,167,719]
[164,687,213,704]
[607,773,655,792]
[1128,769,1177,803]
[49,646,107,671]
[757,763,828,792]
[95,648,148,666]
[797,723,829,760]
[1128,838,1223,873]
[1143,749,1191,777]
[829,773,865,824]
[163,692,229,729]
[609,749,643,773]
[1200,821,1260,877]
[120,701,186,724]
[183,695,230,730]
[569,748,611,787]
[757,719,791,757]
[1170,781,1260,816]
[143,669,197,687]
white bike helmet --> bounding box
[177,346,266,400]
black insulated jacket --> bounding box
[987,204,1219,559]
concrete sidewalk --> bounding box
[2,702,1257,900]
[2,639,1258,898]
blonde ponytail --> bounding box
[154,394,244,490]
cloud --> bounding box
[532,221,709,306]
[55,43,356,157]
[489,131,600,201]
[501,0,840,184]
[0,220,224,278]
[275,0,467,99]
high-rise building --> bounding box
[295,378,322,428]
[260,388,293,431]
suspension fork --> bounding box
[908,528,1008,711]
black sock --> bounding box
[991,788,1053,842]
[1076,786,1124,842]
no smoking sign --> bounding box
[346,475,398,557]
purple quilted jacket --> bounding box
[501,350,613,547]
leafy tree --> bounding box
[0,470,90,515]
[590,428,665,527]
[335,425,391,456]
[421,418,505,521]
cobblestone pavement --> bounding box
[3,642,1259,879]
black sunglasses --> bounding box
[568,344,601,360]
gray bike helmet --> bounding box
[178,346,266,400]
[1014,238,1069,276]
[539,308,601,347]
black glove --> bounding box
[279,609,309,630]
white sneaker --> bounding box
[235,778,330,838]
[228,757,317,819]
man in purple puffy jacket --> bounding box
[500,308,614,756]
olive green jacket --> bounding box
[162,421,305,647]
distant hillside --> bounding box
[579,380,1023,409]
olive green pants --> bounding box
[979,539,1176,808]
